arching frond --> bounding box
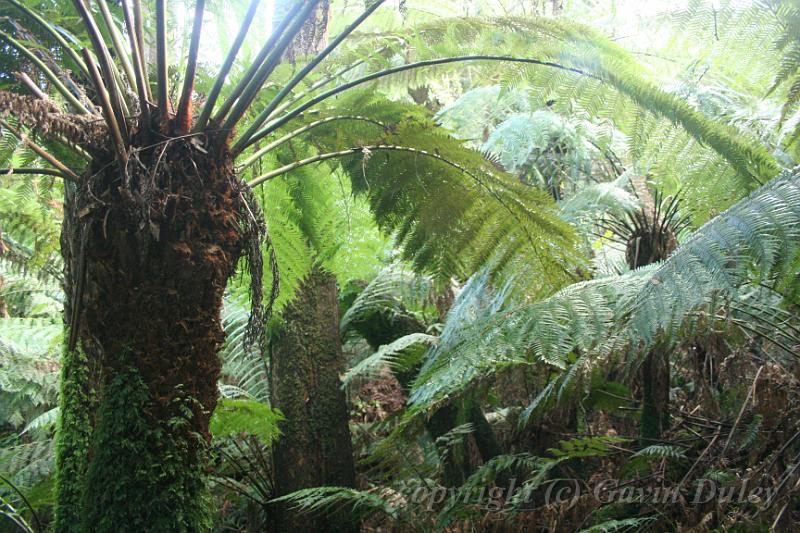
[279,15,783,221]
[340,264,433,337]
[342,332,437,387]
[219,297,269,403]
[270,486,400,523]
[409,166,800,407]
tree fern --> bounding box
[409,166,800,407]
[340,264,433,337]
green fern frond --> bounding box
[219,297,269,402]
[548,435,627,460]
[342,332,437,387]
[209,399,283,446]
[738,414,763,451]
[270,486,400,521]
[409,166,800,407]
[579,517,655,533]
[340,265,433,337]
[331,16,780,193]
[631,445,686,461]
[0,438,54,491]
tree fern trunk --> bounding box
[469,400,502,462]
[640,343,671,443]
[270,266,358,533]
[53,346,93,533]
[55,143,244,532]
[626,176,674,443]
[273,0,331,63]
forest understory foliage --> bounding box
[1,0,800,532]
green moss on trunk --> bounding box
[82,364,212,532]
[270,265,358,533]
[53,346,93,533]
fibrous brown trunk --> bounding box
[640,343,671,442]
[270,266,358,533]
[273,0,331,62]
[58,138,245,531]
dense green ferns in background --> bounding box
[1,0,799,531]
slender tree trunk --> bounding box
[469,400,502,462]
[270,266,358,533]
[640,343,671,443]
[628,177,674,443]
[56,142,244,532]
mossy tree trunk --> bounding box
[270,266,358,533]
[56,142,245,532]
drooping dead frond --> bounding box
[0,90,107,152]
[0,119,79,181]
[238,186,271,348]
[0,30,90,115]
